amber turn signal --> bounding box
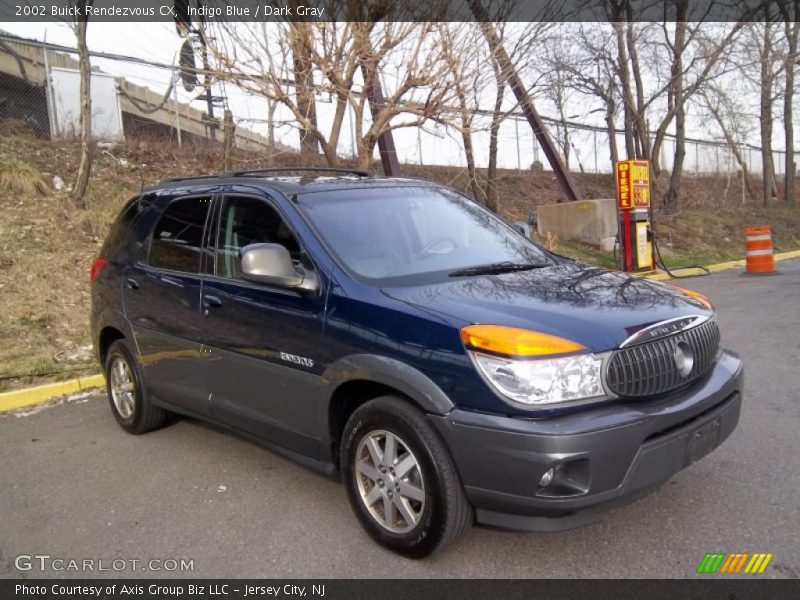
[669,285,714,310]
[460,325,585,357]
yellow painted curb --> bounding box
[775,249,800,261]
[643,250,800,281]
[0,374,105,414]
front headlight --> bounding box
[470,351,605,407]
[461,325,609,409]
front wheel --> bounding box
[340,396,472,558]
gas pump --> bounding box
[615,160,654,272]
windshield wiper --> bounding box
[448,261,549,277]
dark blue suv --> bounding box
[90,168,743,557]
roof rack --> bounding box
[218,167,373,178]
[158,174,219,184]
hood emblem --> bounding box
[621,315,708,347]
[673,341,694,377]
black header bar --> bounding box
[0,0,787,23]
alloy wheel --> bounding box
[109,356,136,419]
[354,429,426,533]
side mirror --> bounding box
[511,221,532,239]
[240,243,318,293]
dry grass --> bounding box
[0,159,49,196]
[0,118,40,139]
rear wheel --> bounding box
[105,339,167,434]
[340,396,472,558]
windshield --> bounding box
[297,186,552,284]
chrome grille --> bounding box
[606,319,720,398]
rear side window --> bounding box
[148,196,211,273]
[101,193,155,259]
[119,193,154,228]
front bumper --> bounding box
[430,350,743,532]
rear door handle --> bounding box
[126,278,139,290]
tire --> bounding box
[340,396,473,558]
[104,339,167,434]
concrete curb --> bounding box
[0,374,104,414]
[642,250,800,281]
[1,252,798,415]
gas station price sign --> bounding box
[616,160,651,210]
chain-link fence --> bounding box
[0,30,794,179]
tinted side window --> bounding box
[215,195,301,280]
[148,197,211,273]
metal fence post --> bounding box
[695,141,700,173]
[742,153,746,205]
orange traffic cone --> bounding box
[745,226,775,274]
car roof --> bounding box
[144,168,440,197]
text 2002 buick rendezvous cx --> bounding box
[90,168,742,557]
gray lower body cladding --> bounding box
[429,351,743,532]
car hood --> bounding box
[381,263,713,353]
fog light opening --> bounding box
[539,467,555,488]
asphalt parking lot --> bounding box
[1,259,799,579]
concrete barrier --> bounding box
[536,198,617,251]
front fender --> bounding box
[320,354,454,415]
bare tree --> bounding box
[611,18,638,158]
[662,9,688,213]
[485,56,505,213]
[540,36,577,170]
[475,19,558,205]
[606,8,745,213]
[778,0,799,205]
[422,18,552,212]
[209,22,457,170]
[288,19,320,158]
[437,21,541,212]
[551,24,622,167]
[70,0,93,208]
[540,11,747,213]
[437,23,487,204]
[746,21,784,206]
[698,84,758,203]
[760,21,778,207]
